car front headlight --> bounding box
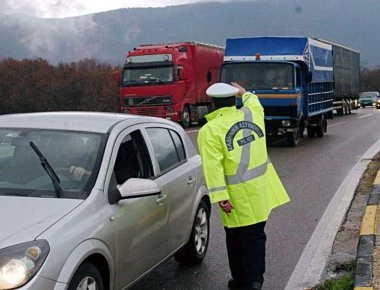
[0,240,49,289]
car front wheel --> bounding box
[68,263,104,290]
[175,200,210,265]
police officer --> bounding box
[197,82,290,290]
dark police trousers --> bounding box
[224,221,266,287]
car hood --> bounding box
[0,196,83,248]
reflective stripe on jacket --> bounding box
[197,92,290,228]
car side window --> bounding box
[113,130,153,186]
[169,130,186,161]
[146,127,186,172]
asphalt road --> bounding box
[130,107,380,290]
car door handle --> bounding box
[187,177,195,186]
[156,194,167,205]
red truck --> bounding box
[116,41,224,128]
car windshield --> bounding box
[360,92,378,98]
[0,129,105,199]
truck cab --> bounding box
[220,37,337,147]
[117,42,224,128]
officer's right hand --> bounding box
[219,200,234,215]
[231,82,246,97]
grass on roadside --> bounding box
[313,260,355,290]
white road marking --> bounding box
[327,121,347,128]
[358,113,373,119]
[186,129,200,133]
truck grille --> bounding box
[123,95,172,107]
[135,107,160,117]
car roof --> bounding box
[360,91,379,95]
[0,111,177,133]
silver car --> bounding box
[0,112,210,290]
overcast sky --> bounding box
[1,0,232,18]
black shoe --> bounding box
[228,279,244,289]
[251,282,262,290]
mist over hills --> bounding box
[0,0,379,66]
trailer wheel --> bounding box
[336,102,344,116]
[348,99,352,114]
[344,100,349,115]
[181,105,191,129]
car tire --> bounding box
[68,263,104,290]
[174,200,210,265]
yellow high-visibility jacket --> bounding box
[197,92,290,228]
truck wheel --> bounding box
[68,263,104,290]
[316,116,327,138]
[287,129,300,147]
[174,200,210,265]
[181,106,191,129]
[307,126,316,138]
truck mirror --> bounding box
[179,69,188,80]
[114,70,121,87]
[207,71,212,83]
[305,71,312,83]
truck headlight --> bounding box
[281,120,291,127]
[0,240,49,289]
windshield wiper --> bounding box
[29,141,62,198]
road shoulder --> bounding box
[285,140,380,290]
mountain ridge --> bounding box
[0,1,378,66]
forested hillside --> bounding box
[1,57,380,115]
[0,58,119,114]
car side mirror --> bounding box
[207,71,212,83]
[108,178,161,204]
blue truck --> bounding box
[219,37,360,146]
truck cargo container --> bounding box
[320,39,360,114]
[116,41,224,128]
[220,36,360,146]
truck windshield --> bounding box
[221,63,294,90]
[122,65,174,86]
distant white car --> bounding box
[0,112,210,290]
[359,91,379,108]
